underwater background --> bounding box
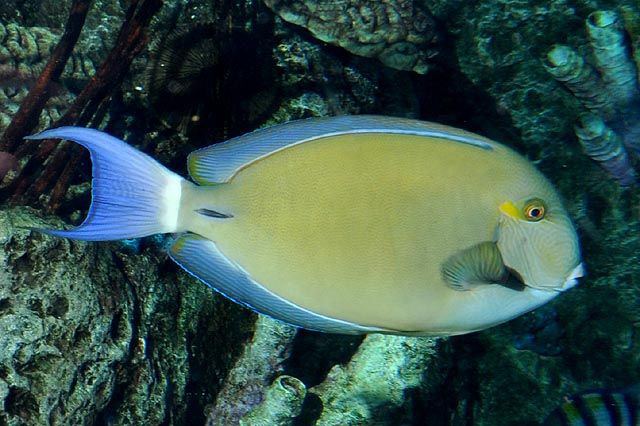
[0,0,639,424]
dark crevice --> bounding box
[282,331,364,388]
[94,253,144,424]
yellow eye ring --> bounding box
[523,199,546,221]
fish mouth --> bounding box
[558,262,585,291]
[523,262,585,293]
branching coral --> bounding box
[263,0,439,74]
[545,9,640,186]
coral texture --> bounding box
[545,10,640,186]
[240,375,306,425]
[0,20,108,134]
[263,0,439,73]
[310,334,437,425]
[267,22,420,123]
[206,317,297,425]
[0,208,238,425]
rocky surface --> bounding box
[0,207,249,425]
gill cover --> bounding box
[497,198,581,291]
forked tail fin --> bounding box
[26,127,185,241]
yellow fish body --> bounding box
[28,116,583,336]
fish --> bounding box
[26,115,584,336]
[543,386,640,426]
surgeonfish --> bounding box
[26,115,584,336]
[543,386,640,426]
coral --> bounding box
[268,26,420,121]
[0,21,102,134]
[0,0,125,142]
[0,207,240,424]
[0,18,113,80]
[0,0,124,31]
[263,0,439,74]
[545,10,640,186]
[205,317,297,425]
[240,375,306,424]
[310,334,437,425]
[145,17,277,141]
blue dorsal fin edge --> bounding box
[169,233,390,334]
[187,115,495,185]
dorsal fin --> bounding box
[187,115,495,185]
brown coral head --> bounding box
[0,152,18,181]
[0,65,35,88]
[0,64,66,96]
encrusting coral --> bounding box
[0,207,228,424]
[239,375,306,425]
[309,334,437,425]
[262,0,440,74]
[206,317,298,425]
[545,9,640,186]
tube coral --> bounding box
[545,9,640,187]
[574,114,636,186]
[544,45,614,119]
[586,11,640,110]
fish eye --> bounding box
[523,198,546,221]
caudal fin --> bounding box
[26,127,184,241]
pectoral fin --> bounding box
[441,242,513,291]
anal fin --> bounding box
[169,233,389,334]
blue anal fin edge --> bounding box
[169,233,386,334]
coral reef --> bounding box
[0,22,93,132]
[439,0,586,155]
[0,5,124,136]
[206,317,297,425]
[240,375,306,425]
[267,23,420,123]
[545,10,640,186]
[0,207,246,424]
[0,0,124,31]
[263,0,439,74]
[310,334,437,425]
[2,0,640,424]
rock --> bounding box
[0,207,247,425]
